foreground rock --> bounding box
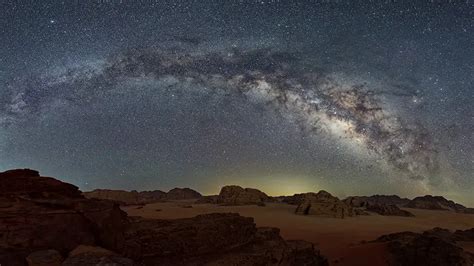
[374,228,474,266]
[0,169,328,266]
[122,213,327,265]
[62,245,134,266]
[26,250,63,266]
[217,185,269,206]
[0,169,129,253]
[165,187,202,200]
[406,195,474,213]
[295,191,354,218]
[84,187,201,205]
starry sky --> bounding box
[0,0,473,205]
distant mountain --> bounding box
[406,195,474,214]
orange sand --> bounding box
[123,202,474,265]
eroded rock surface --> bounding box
[0,169,327,266]
[406,195,473,213]
[295,191,354,218]
[217,185,269,206]
[374,228,474,266]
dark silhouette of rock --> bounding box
[453,228,474,242]
[366,203,415,217]
[26,250,63,266]
[83,189,166,205]
[121,213,328,265]
[195,195,218,204]
[374,228,474,266]
[295,191,354,218]
[217,185,270,206]
[0,169,129,265]
[405,195,471,213]
[84,187,201,205]
[343,195,410,207]
[62,245,134,266]
[165,187,202,200]
[278,193,308,205]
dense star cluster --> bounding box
[0,1,472,204]
[1,46,438,180]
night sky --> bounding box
[0,1,472,205]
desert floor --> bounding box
[123,202,474,266]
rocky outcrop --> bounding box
[374,228,474,266]
[165,187,202,200]
[26,250,63,266]
[195,195,218,204]
[121,213,327,265]
[0,169,328,266]
[295,191,354,218]
[405,195,472,213]
[217,185,269,206]
[278,193,307,205]
[62,245,134,266]
[83,187,200,205]
[366,204,414,217]
[343,195,410,208]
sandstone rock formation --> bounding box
[26,250,63,266]
[121,213,327,265]
[0,169,328,266]
[217,185,269,206]
[0,169,130,265]
[343,195,410,207]
[165,187,202,200]
[374,228,474,266]
[195,195,219,204]
[405,195,473,213]
[365,203,414,217]
[62,245,134,266]
[278,193,307,205]
[294,191,354,218]
[84,187,200,205]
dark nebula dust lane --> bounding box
[0,1,472,205]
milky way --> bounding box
[1,45,438,181]
[0,1,472,204]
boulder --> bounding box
[26,250,63,266]
[217,185,269,206]
[295,191,354,218]
[366,204,415,217]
